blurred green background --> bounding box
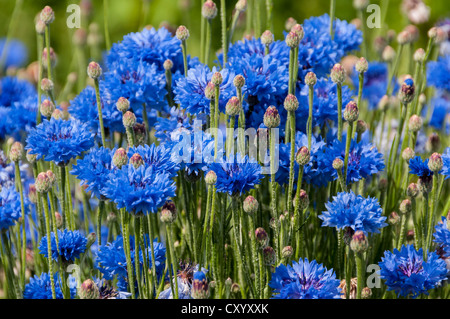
[0,0,448,88]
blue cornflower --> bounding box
[442,148,450,179]
[39,229,88,262]
[0,186,22,230]
[174,64,235,115]
[93,277,131,299]
[409,156,433,177]
[24,272,77,299]
[269,258,341,299]
[0,76,36,107]
[427,91,450,130]
[69,85,124,134]
[0,152,31,189]
[104,164,176,214]
[0,38,28,70]
[154,106,192,142]
[427,55,450,92]
[96,235,166,286]
[208,154,263,196]
[319,190,387,233]
[70,147,116,199]
[127,143,180,178]
[323,137,385,184]
[379,244,448,298]
[351,61,391,110]
[434,216,450,258]
[297,78,353,130]
[25,118,94,165]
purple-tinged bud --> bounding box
[243,196,259,215]
[386,29,396,43]
[133,123,147,146]
[204,82,216,100]
[35,172,51,193]
[406,183,419,198]
[40,78,54,92]
[9,142,23,162]
[26,150,37,164]
[225,96,241,116]
[350,231,368,253]
[113,148,128,169]
[285,17,297,31]
[263,246,276,265]
[233,75,245,89]
[343,101,359,123]
[28,185,37,204]
[435,28,447,44]
[40,99,55,118]
[332,158,344,171]
[160,207,177,223]
[353,0,369,10]
[163,59,173,71]
[295,146,310,166]
[191,271,209,299]
[261,30,274,46]
[285,31,300,48]
[290,24,304,41]
[87,232,96,247]
[378,178,388,191]
[404,25,419,43]
[406,229,415,242]
[46,170,56,185]
[428,152,443,172]
[382,45,396,62]
[413,48,426,63]
[398,78,415,104]
[231,283,240,295]
[40,6,55,25]
[426,133,440,153]
[42,48,57,69]
[87,61,102,79]
[389,212,400,225]
[211,72,223,87]
[35,20,46,34]
[294,189,309,211]
[163,200,176,214]
[116,97,130,113]
[284,94,299,112]
[176,25,190,41]
[263,106,280,128]
[361,287,372,299]
[282,246,293,259]
[402,147,415,161]
[397,30,412,45]
[408,114,422,132]
[130,153,144,169]
[50,109,64,120]
[255,227,269,248]
[305,72,317,87]
[356,120,367,135]
[73,28,87,46]
[205,170,217,185]
[235,0,247,12]
[418,176,432,194]
[79,279,100,299]
[122,111,136,128]
[269,217,280,230]
[355,57,369,73]
[399,199,412,214]
[202,0,218,20]
[350,18,362,30]
[55,212,63,229]
[330,63,346,84]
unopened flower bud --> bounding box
[355,57,368,73]
[361,287,372,299]
[344,101,359,123]
[402,147,415,161]
[116,97,130,113]
[399,199,412,214]
[332,158,344,171]
[55,212,63,228]
[356,120,367,135]
[87,61,102,79]
[406,229,415,242]
[40,99,55,118]
[233,75,245,89]
[205,171,217,185]
[202,0,218,20]
[160,207,177,223]
[191,271,209,299]
[122,111,136,128]
[243,196,258,215]
[282,246,293,259]
[406,183,419,198]
[211,72,223,87]
[382,46,396,62]
[295,190,309,211]
[350,230,368,253]
[404,25,419,43]
[46,170,56,185]
[330,64,346,84]
[353,0,369,10]
[113,148,128,168]
[204,82,216,100]
[389,212,400,225]
[378,178,388,191]
[176,25,190,41]
[413,48,426,63]
[290,24,304,41]
[79,279,100,299]
[261,30,274,46]
[9,142,23,162]
[235,0,247,12]
[398,78,415,104]
[408,114,422,132]
[426,133,440,153]
[255,227,269,248]
[35,172,51,193]
[284,94,299,112]
[428,153,443,172]
[40,6,55,25]
[305,72,317,86]
[418,176,432,194]
[263,106,280,128]
[296,146,310,165]
[163,59,173,71]
[35,20,46,34]
[40,78,53,92]
[26,150,37,164]
[226,97,241,116]
[285,31,300,48]
[130,153,144,169]
[285,17,297,31]
[397,30,411,45]
[263,246,276,265]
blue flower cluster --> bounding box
[0,186,22,230]
[23,272,77,299]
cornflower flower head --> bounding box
[208,154,263,196]
[319,190,387,233]
[441,147,450,179]
[127,143,180,178]
[0,186,22,230]
[427,54,450,91]
[39,229,88,262]
[24,272,77,299]
[269,258,341,299]
[0,38,28,70]
[92,277,131,299]
[104,164,176,215]
[154,106,192,143]
[378,245,448,298]
[434,216,450,258]
[409,155,434,177]
[25,118,94,166]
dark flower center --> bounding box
[398,259,423,277]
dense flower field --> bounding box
[0,0,449,300]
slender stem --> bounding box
[134,217,143,298]
[307,85,314,151]
[386,44,404,96]
[141,103,151,145]
[146,213,158,297]
[14,162,26,288]
[94,79,107,147]
[287,111,296,216]
[293,168,304,260]
[44,26,53,82]
[220,0,228,67]
[337,83,343,141]
[355,252,364,299]
[36,33,44,125]
[181,41,188,76]
[205,20,212,66]
[228,9,241,45]
[120,209,135,298]
[329,0,336,39]
[41,193,56,299]
[344,124,354,181]
[397,214,407,250]
[265,0,273,32]
[270,129,277,219]
[103,0,111,50]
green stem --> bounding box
[220,0,227,67]
[120,209,135,298]
[337,83,343,141]
[94,79,107,147]
[42,193,56,299]
[103,0,111,50]
[355,252,364,299]
[329,0,336,39]
[307,85,314,151]
[205,20,212,66]
[287,111,296,216]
